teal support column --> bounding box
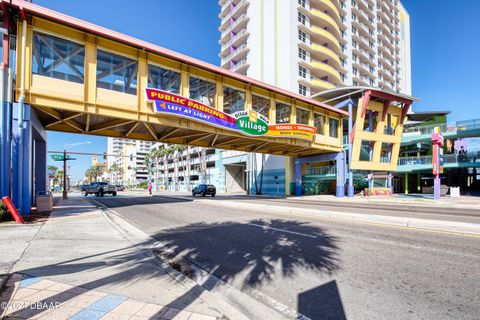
[295,158,302,196]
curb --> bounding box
[192,199,480,236]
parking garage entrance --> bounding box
[224,162,247,193]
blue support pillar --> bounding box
[336,153,345,197]
[11,103,32,214]
[294,158,302,196]
[347,102,354,197]
[0,102,10,197]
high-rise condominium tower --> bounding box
[218,0,411,96]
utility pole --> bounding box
[63,148,68,200]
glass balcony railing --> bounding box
[404,118,480,136]
[397,151,480,167]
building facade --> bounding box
[218,0,411,96]
[107,138,154,184]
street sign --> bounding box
[50,154,76,161]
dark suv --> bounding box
[192,184,216,197]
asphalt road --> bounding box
[93,194,480,320]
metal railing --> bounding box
[404,118,480,135]
[397,151,480,166]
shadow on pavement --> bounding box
[3,216,343,319]
[298,280,347,320]
[152,219,344,318]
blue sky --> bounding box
[39,0,480,181]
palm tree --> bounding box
[85,165,102,183]
[48,165,58,188]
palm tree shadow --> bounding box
[148,219,343,319]
[154,219,340,289]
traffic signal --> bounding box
[103,152,107,160]
[130,154,133,161]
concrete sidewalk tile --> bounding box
[188,314,218,320]
[109,300,145,315]
[47,282,75,292]
[65,286,90,295]
[8,288,39,300]
[87,294,127,312]
[37,306,84,319]
[158,307,192,320]
[26,279,57,290]
[20,289,58,303]
[63,293,104,308]
[134,303,166,317]
[99,312,131,320]
[19,277,42,288]
[128,316,149,320]
[69,308,105,320]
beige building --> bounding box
[218,0,411,96]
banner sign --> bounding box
[146,88,316,141]
[268,124,316,141]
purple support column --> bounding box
[347,102,354,197]
[433,177,441,200]
[336,153,345,197]
[387,114,393,192]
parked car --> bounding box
[84,182,117,197]
[192,184,216,197]
[115,185,125,191]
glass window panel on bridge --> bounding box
[252,94,270,119]
[32,32,85,84]
[329,118,339,138]
[296,108,309,125]
[223,86,245,114]
[275,102,291,124]
[147,64,180,94]
[96,49,138,95]
[189,76,215,107]
[314,113,325,135]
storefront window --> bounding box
[223,86,245,114]
[296,108,309,125]
[252,95,270,119]
[276,102,291,124]
[32,32,85,84]
[329,118,339,138]
[189,76,215,106]
[97,50,137,94]
[148,64,180,94]
[314,113,325,135]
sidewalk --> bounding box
[0,197,246,320]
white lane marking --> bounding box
[251,289,312,320]
[248,223,317,239]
